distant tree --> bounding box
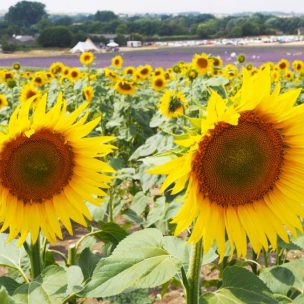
[116,23,128,34]
[5,1,47,27]
[115,34,127,46]
[94,11,118,22]
[38,26,72,48]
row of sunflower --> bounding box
[0,51,303,303]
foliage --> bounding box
[38,26,73,47]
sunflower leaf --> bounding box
[200,266,278,304]
[12,265,67,304]
[79,228,183,298]
[260,259,304,296]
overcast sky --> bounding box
[1,0,304,14]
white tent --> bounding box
[107,40,119,47]
[70,38,99,53]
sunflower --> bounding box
[212,56,223,67]
[159,90,187,118]
[192,53,213,75]
[148,69,304,260]
[32,72,47,87]
[0,94,8,108]
[83,86,94,102]
[80,51,94,66]
[152,75,167,91]
[12,63,21,71]
[137,65,152,80]
[123,66,135,75]
[277,59,289,71]
[112,55,123,68]
[69,68,81,82]
[0,93,115,245]
[292,60,304,73]
[114,79,136,95]
[49,62,64,77]
[104,68,118,82]
[20,84,41,104]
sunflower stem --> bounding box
[67,245,77,266]
[29,239,42,279]
[187,239,203,304]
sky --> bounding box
[1,0,304,15]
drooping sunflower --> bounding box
[20,84,41,104]
[114,79,136,95]
[80,51,94,66]
[192,53,213,75]
[0,93,116,245]
[0,94,8,108]
[148,69,304,260]
[152,75,167,91]
[111,55,123,68]
[83,86,94,102]
[159,90,187,118]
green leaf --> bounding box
[65,266,84,296]
[200,266,278,304]
[0,234,28,282]
[260,259,304,295]
[13,266,67,304]
[78,248,102,281]
[0,287,16,304]
[95,222,128,246]
[294,294,304,304]
[130,191,150,216]
[81,229,182,298]
[0,277,21,295]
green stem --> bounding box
[67,245,77,266]
[29,239,42,279]
[48,249,68,265]
[263,249,268,267]
[251,251,258,274]
[187,239,203,304]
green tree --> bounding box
[38,26,72,47]
[5,1,46,27]
[94,11,118,22]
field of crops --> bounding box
[0,51,303,304]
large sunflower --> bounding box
[148,69,304,260]
[0,94,115,245]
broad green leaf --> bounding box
[78,248,102,281]
[0,277,21,295]
[0,287,16,304]
[144,197,166,227]
[130,191,150,215]
[95,222,128,247]
[0,234,28,279]
[65,266,84,296]
[200,266,278,304]
[294,294,304,304]
[13,266,67,304]
[260,259,304,295]
[81,229,182,298]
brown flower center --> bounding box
[119,82,132,91]
[0,129,74,203]
[193,111,284,206]
[197,58,208,69]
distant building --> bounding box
[11,34,35,45]
[127,40,142,48]
[298,27,304,35]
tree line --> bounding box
[1,1,304,50]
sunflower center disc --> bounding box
[0,129,74,203]
[193,111,284,206]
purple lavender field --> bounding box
[0,45,304,68]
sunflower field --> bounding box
[0,51,303,304]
